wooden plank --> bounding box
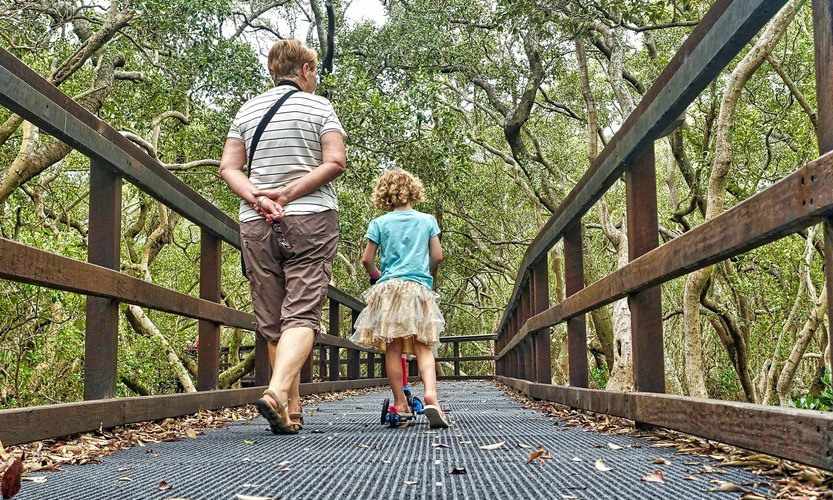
[498,151,833,358]
[84,160,122,401]
[436,356,494,363]
[438,335,496,342]
[198,229,222,391]
[0,379,390,446]
[813,0,833,372]
[0,237,255,330]
[625,145,665,393]
[316,332,379,353]
[532,258,551,383]
[564,222,587,387]
[494,0,787,340]
[497,376,833,471]
[328,286,365,313]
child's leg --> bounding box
[385,339,409,411]
[413,341,439,406]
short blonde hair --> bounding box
[372,169,426,210]
[267,39,318,83]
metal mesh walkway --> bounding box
[18,381,768,499]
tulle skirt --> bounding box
[350,279,445,354]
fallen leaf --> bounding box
[708,480,744,493]
[641,470,665,483]
[158,480,172,491]
[1,457,22,499]
[652,457,671,465]
[594,459,612,472]
[242,440,256,445]
[449,467,467,475]
[184,429,198,439]
[117,477,132,482]
[517,443,531,449]
[607,443,623,450]
[403,480,417,485]
[478,441,505,450]
[277,461,290,467]
[235,496,276,500]
[356,444,371,449]
[432,443,450,449]
[740,494,767,500]
[571,457,582,462]
[0,443,8,462]
[21,476,47,484]
[527,447,553,465]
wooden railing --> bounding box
[225,334,496,384]
[494,0,833,471]
[0,48,385,445]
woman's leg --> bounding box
[413,341,439,406]
[385,339,408,411]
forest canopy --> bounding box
[1,0,830,412]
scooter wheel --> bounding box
[381,398,390,425]
[411,396,424,415]
[389,413,400,428]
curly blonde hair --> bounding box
[372,169,426,210]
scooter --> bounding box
[380,355,424,428]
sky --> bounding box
[345,0,387,26]
[247,1,387,61]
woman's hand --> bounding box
[253,195,284,222]
[253,188,289,207]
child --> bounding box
[351,168,449,428]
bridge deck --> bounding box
[17,381,767,499]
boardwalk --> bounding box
[17,381,767,499]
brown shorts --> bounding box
[240,210,339,341]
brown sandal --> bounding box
[255,389,298,435]
[289,409,304,430]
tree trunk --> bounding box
[125,305,196,393]
[681,0,801,399]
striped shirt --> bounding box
[227,84,346,222]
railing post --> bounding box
[520,290,531,380]
[255,335,270,386]
[453,341,461,377]
[532,257,551,383]
[564,221,588,387]
[349,310,361,379]
[318,345,327,380]
[198,229,221,391]
[367,352,376,378]
[408,358,418,379]
[84,160,122,400]
[301,351,313,383]
[329,299,340,380]
[813,0,833,372]
[626,144,665,393]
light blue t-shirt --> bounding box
[366,210,441,289]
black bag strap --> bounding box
[241,83,299,278]
[246,86,299,176]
